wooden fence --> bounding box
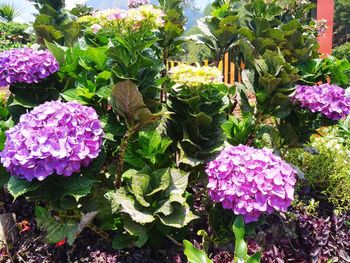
[168,50,244,85]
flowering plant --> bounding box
[206,145,296,223]
[0,100,103,181]
[169,64,223,88]
[78,5,164,35]
[167,65,230,161]
[293,84,350,120]
[0,48,59,87]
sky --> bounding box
[8,0,211,23]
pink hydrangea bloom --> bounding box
[91,23,102,34]
[0,101,103,181]
[206,145,296,223]
[0,48,59,86]
[293,84,350,120]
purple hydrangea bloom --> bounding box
[206,145,296,223]
[0,48,59,87]
[0,101,103,181]
[128,0,150,9]
[293,84,350,120]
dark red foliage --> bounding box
[212,250,234,263]
[261,209,350,263]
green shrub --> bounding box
[0,22,33,51]
[333,42,350,62]
[286,132,350,212]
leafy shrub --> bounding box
[167,65,231,161]
[333,42,350,62]
[298,56,350,88]
[0,22,33,51]
[286,133,350,212]
[106,168,198,248]
[31,0,81,46]
[261,204,350,263]
[0,0,348,259]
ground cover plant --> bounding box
[0,0,349,262]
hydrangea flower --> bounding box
[79,5,164,34]
[128,0,150,9]
[293,84,350,120]
[206,145,296,223]
[169,64,223,88]
[0,48,59,87]
[0,101,103,181]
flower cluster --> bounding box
[0,48,59,87]
[128,0,150,9]
[78,5,164,34]
[0,101,103,181]
[169,64,223,88]
[293,84,350,120]
[206,145,296,223]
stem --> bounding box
[114,125,140,188]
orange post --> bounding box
[317,0,334,55]
[224,53,229,83]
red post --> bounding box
[317,0,334,55]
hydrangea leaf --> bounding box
[107,188,155,224]
[13,175,98,208]
[7,176,41,200]
[35,206,78,245]
[131,173,151,207]
[112,234,134,250]
[125,131,173,169]
[52,175,98,202]
[61,89,89,105]
[147,168,171,197]
[110,80,161,127]
[95,85,112,99]
[45,40,66,66]
[123,215,149,248]
[166,168,190,197]
[85,47,108,71]
[157,203,198,228]
[100,113,126,139]
[155,194,186,216]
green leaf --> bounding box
[155,168,189,216]
[123,215,149,247]
[112,234,134,249]
[183,240,213,263]
[110,80,161,127]
[233,216,248,260]
[147,169,171,196]
[157,203,198,228]
[35,206,78,245]
[45,40,66,65]
[7,176,41,199]
[106,188,155,224]
[85,47,108,71]
[61,89,89,104]
[246,252,262,263]
[233,215,245,243]
[131,173,151,207]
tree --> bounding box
[334,0,350,46]
[0,3,20,22]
